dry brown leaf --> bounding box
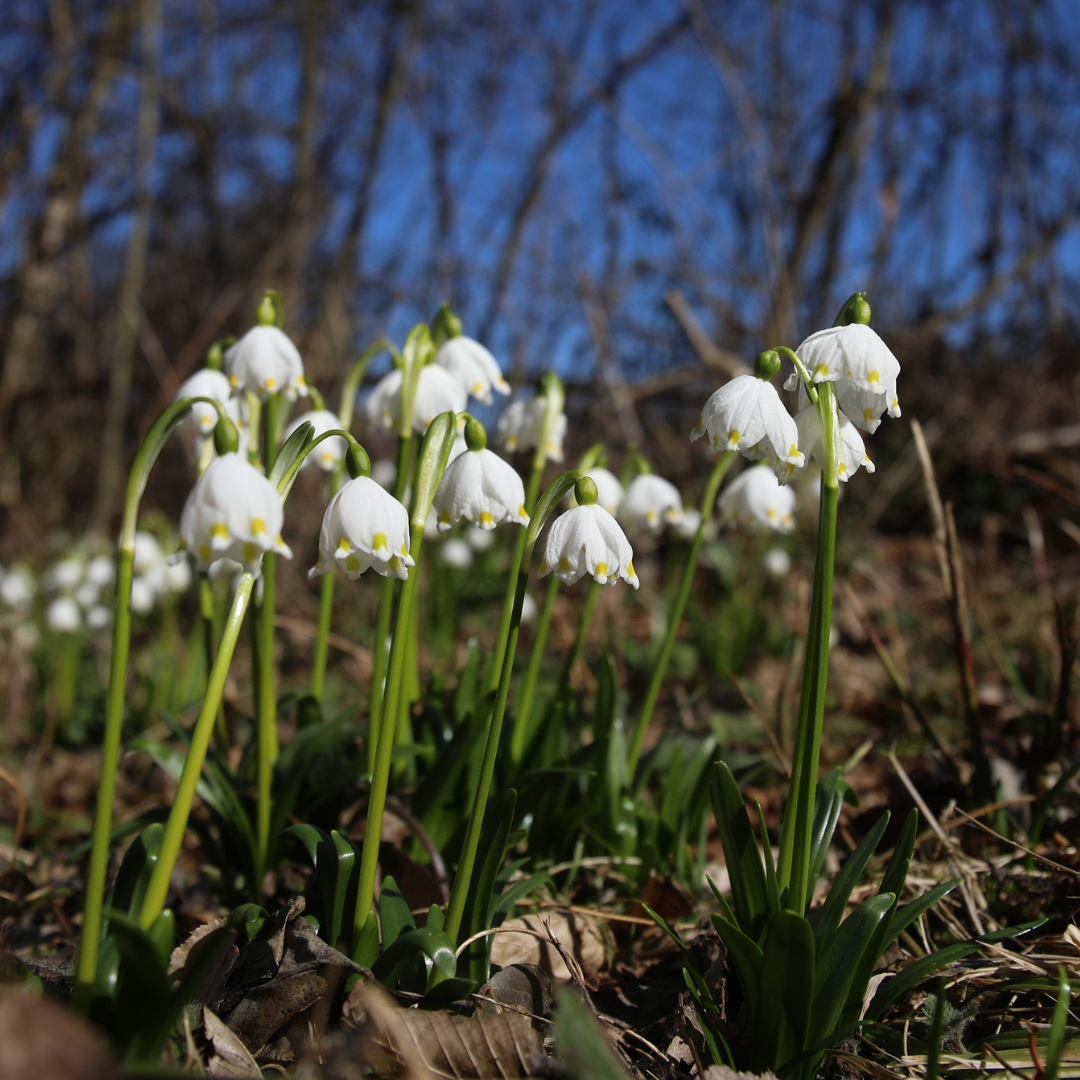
[345,982,544,1079]
[204,1005,262,1078]
[0,990,118,1080]
[490,912,607,980]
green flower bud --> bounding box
[574,475,599,506]
[431,302,463,349]
[214,415,240,456]
[346,442,371,480]
[833,292,871,327]
[257,289,285,329]
[754,349,782,381]
[205,338,229,372]
[464,417,487,452]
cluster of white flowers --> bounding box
[497,397,567,462]
[717,464,796,534]
[692,316,900,487]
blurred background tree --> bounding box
[1,0,1078,550]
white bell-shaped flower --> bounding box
[789,323,900,389]
[792,401,875,484]
[717,464,796,533]
[619,474,684,535]
[439,538,474,569]
[539,483,639,589]
[835,379,901,434]
[174,369,233,435]
[46,596,81,633]
[47,556,85,593]
[175,452,292,572]
[497,397,567,462]
[86,604,112,630]
[432,420,529,533]
[85,554,116,589]
[285,409,348,472]
[581,467,624,515]
[309,476,413,581]
[366,366,467,434]
[224,325,308,401]
[435,336,511,405]
[691,374,804,474]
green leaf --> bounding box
[229,903,270,942]
[372,925,456,992]
[106,823,164,930]
[810,893,895,1062]
[1046,966,1072,1080]
[461,789,517,983]
[806,770,856,910]
[815,811,890,950]
[709,761,770,938]
[878,807,918,900]
[754,799,780,916]
[268,420,314,490]
[553,986,632,1080]
[379,875,416,948]
[881,879,959,953]
[710,912,764,1017]
[754,911,815,1072]
[355,910,380,969]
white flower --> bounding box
[309,476,413,581]
[174,369,233,435]
[133,532,167,595]
[0,565,36,610]
[224,325,308,400]
[519,592,538,625]
[46,557,84,593]
[496,398,567,462]
[539,504,639,589]
[439,538,474,569]
[75,581,101,609]
[691,375,804,474]
[619,474,684,535]
[366,366,467,434]
[176,452,292,572]
[85,555,115,589]
[86,604,112,630]
[582,467,624,515]
[285,409,348,472]
[165,559,193,594]
[433,449,529,532]
[835,379,901,434]
[763,548,792,577]
[718,464,797,533]
[673,508,705,540]
[46,596,81,633]
[435,336,511,405]
[792,402,875,483]
[130,577,157,615]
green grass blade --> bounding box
[754,910,815,1072]
[1046,966,1072,1080]
[710,761,770,937]
[814,811,890,950]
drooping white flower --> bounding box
[835,379,901,434]
[618,474,684,536]
[308,476,413,581]
[130,577,157,615]
[75,581,101,609]
[435,336,511,405]
[174,369,234,435]
[539,504,639,589]
[285,409,348,472]
[673,508,705,540]
[691,375,804,475]
[165,559,193,594]
[86,604,112,630]
[175,452,292,572]
[789,323,900,389]
[366,366,467,434]
[432,439,529,533]
[496,398,567,462]
[0,565,35,610]
[791,401,875,484]
[717,464,796,532]
[224,325,308,400]
[439,538,474,569]
[46,596,81,633]
[466,525,496,552]
[582,467,624,515]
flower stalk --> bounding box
[627,450,736,777]
[509,575,559,764]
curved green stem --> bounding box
[311,572,335,703]
[200,574,229,752]
[72,394,228,1012]
[628,451,736,777]
[509,575,559,764]
[139,573,256,928]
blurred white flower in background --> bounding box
[439,538,474,569]
[225,325,308,400]
[0,565,36,610]
[619,474,685,536]
[85,554,115,589]
[577,467,623,515]
[174,369,233,435]
[366,366,467,434]
[466,525,496,552]
[46,596,81,633]
[86,605,112,630]
[497,397,566,462]
[46,556,84,593]
[717,464,796,533]
[285,409,348,472]
[435,336,510,405]
[763,548,792,577]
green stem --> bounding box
[139,573,256,928]
[628,451,735,777]
[444,570,528,944]
[354,521,425,951]
[488,443,547,693]
[54,633,80,732]
[72,393,229,1012]
[558,579,601,698]
[200,575,230,755]
[777,383,840,914]
[509,575,559,764]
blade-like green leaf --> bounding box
[754,798,780,916]
[372,925,456,992]
[710,761,770,938]
[815,811,890,950]
[881,878,959,953]
[268,420,314,489]
[878,807,918,900]
[379,874,416,948]
[806,770,856,911]
[754,911,815,1072]
[107,823,164,930]
[710,911,765,1018]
